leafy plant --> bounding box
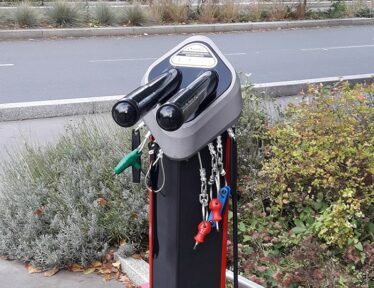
[0,117,148,269]
[328,0,347,18]
[14,1,40,28]
[236,82,374,287]
[94,3,116,26]
[47,1,81,27]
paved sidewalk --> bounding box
[0,259,124,288]
[0,113,111,161]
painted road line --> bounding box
[88,53,247,63]
[89,57,158,63]
[302,44,374,51]
[0,64,14,67]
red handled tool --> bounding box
[209,199,222,231]
[193,220,212,250]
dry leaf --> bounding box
[70,263,84,272]
[103,273,113,281]
[98,268,112,274]
[90,261,102,268]
[118,275,133,287]
[119,239,126,247]
[44,266,59,277]
[112,261,121,269]
[83,267,96,275]
[131,253,142,260]
[26,264,43,274]
[96,198,107,207]
[32,207,44,216]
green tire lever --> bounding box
[114,148,141,175]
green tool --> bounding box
[114,148,141,175]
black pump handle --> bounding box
[112,68,182,128]
[156,70,218,132]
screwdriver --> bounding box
[193,221,212,250]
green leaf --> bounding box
[294,219,305,228]
[243,235,251,243]
[355,242,363,251]
[291,226,306,234]
[368,222,374,234]
[238,222,246,232]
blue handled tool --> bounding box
[208,186,231,228]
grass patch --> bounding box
[14,1,40,28]
[47,1,81,27]
[94,2,116,26]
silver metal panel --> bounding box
[142,36,242,160]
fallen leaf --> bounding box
[96,198,107,207]
[112,261,121,269]
[83,267,96,275]
[32,208,44,216]
[90,261,102,268]
[70,263,84,272]
[44,266,59,277]
[131,253,142,260]
[26,264,43,274]
[119,239,126,247]
[98,267,112,274]
[103,273,113,281]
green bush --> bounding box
[14,2,40,28]
[355,7,374,18]
[328,0,347,18]
[237,83,374,287]
[94,3,116,26]
[47,1,81,27]
[0,118,148,269]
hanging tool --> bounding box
[114,131,151,175]
[193,220,212,250]
[208,186,231,229]
[209,198,222,229]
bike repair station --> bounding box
[112,36,243,288]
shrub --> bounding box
[120,3,148,26]
[14,2,40,28]
[355,7,374,18]
[47,1,81,27]
[197,3,219,24]
[237,82,374,287]
[328,0,347,18]
[216,0,240,23]
[94,3,116,26]
[150,0,189,24]
[0,118,148,269]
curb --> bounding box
[1,74,373,122]
[253,73,374,97]
[116,255,263,288]
[1,18,374,41]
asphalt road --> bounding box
[1,25,374,104]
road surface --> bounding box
[1,25,374,104]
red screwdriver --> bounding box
[209,198,222,232]
[193,221,212,250]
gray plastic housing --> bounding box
[142,36,242,160]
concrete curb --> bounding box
[1,18,374,41]
[1,74,373,122]
[116,255,263,288]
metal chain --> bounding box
[208,142,220,199]
[198,152,208,220]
